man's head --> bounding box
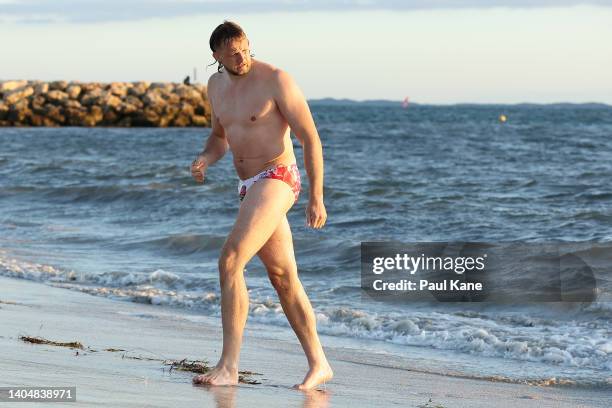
[210,21,252,76]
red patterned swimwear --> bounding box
[238,163,301,204]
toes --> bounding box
[193,374,210,384]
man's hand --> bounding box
[191,153,207,184]
[306,196,327,229]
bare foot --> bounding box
[293,364,334,390]
[192,365,238,386]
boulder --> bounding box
[89,105,104,123]
[46,90,69,104]
[193,83,207,95]
[46,105,65,124]
[65,107,87,126]
[128,81,150,96]
[30,114,46,126]
[125,95,144,109]
[165,93,180,105]
[30,95,47,114]
[100,91,122,110]
[158,115,172,127]
[34,83,49,94]
[4,86,34,105]
[172,114,191,127]
[194,99,211,116]
[62,99,83,109]
[80,82,101,93]
[143,90,165,107]
[108,82,128,97]
[143,106,160,125]
[118,102,138,115]
[81,115,98,127]
[8,101,31,123]
[179,102,195,117]
[163,104,179,118]
[43,117,59,127]
[10,99,29,112]
[49,80,68,91]
[176,86,203,102]
[102,108,119,125]
[80,88,104,106]
[0,80,27,93]
[66,85,82,99]
[191,115,209,126]
[149,82,174,93]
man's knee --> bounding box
[267,266,297,296]
[218,244,245,285]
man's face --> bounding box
[214,36,252,76]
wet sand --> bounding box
[0,276,609,407]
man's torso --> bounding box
[209,60,297,180]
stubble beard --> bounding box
[224,61,251,77]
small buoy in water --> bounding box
[499,114,507,123]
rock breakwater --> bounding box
[0,80,211,127]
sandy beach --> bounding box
[0,276,608,407]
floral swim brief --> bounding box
[238,163,301,204]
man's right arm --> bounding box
[191,76,228,183]
[198,105,229,167]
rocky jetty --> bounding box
[0,80,211,127]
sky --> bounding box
[1,0,611,104]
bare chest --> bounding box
[214,88,278,129]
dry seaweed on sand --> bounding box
[164,358,210,374]
[164,358,263,385]
[121,354,164,361]
[19,335,84,350]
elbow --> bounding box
[301,135,322,151]
[294,128,321,148]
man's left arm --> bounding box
[273,70,327,229]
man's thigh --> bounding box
[257,215,297,275]
[223,179,295,265]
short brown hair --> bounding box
[209,21,246,73]
[209,20,245,52]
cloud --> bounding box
[1,0,611,24]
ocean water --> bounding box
[1,103,611,388]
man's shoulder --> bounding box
[255,60,288,81]
[207,72,222,88]
[255,61,294,91]
[207,72,223,100]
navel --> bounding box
[250,116,256,122]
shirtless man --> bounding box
[190,21,333,390]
